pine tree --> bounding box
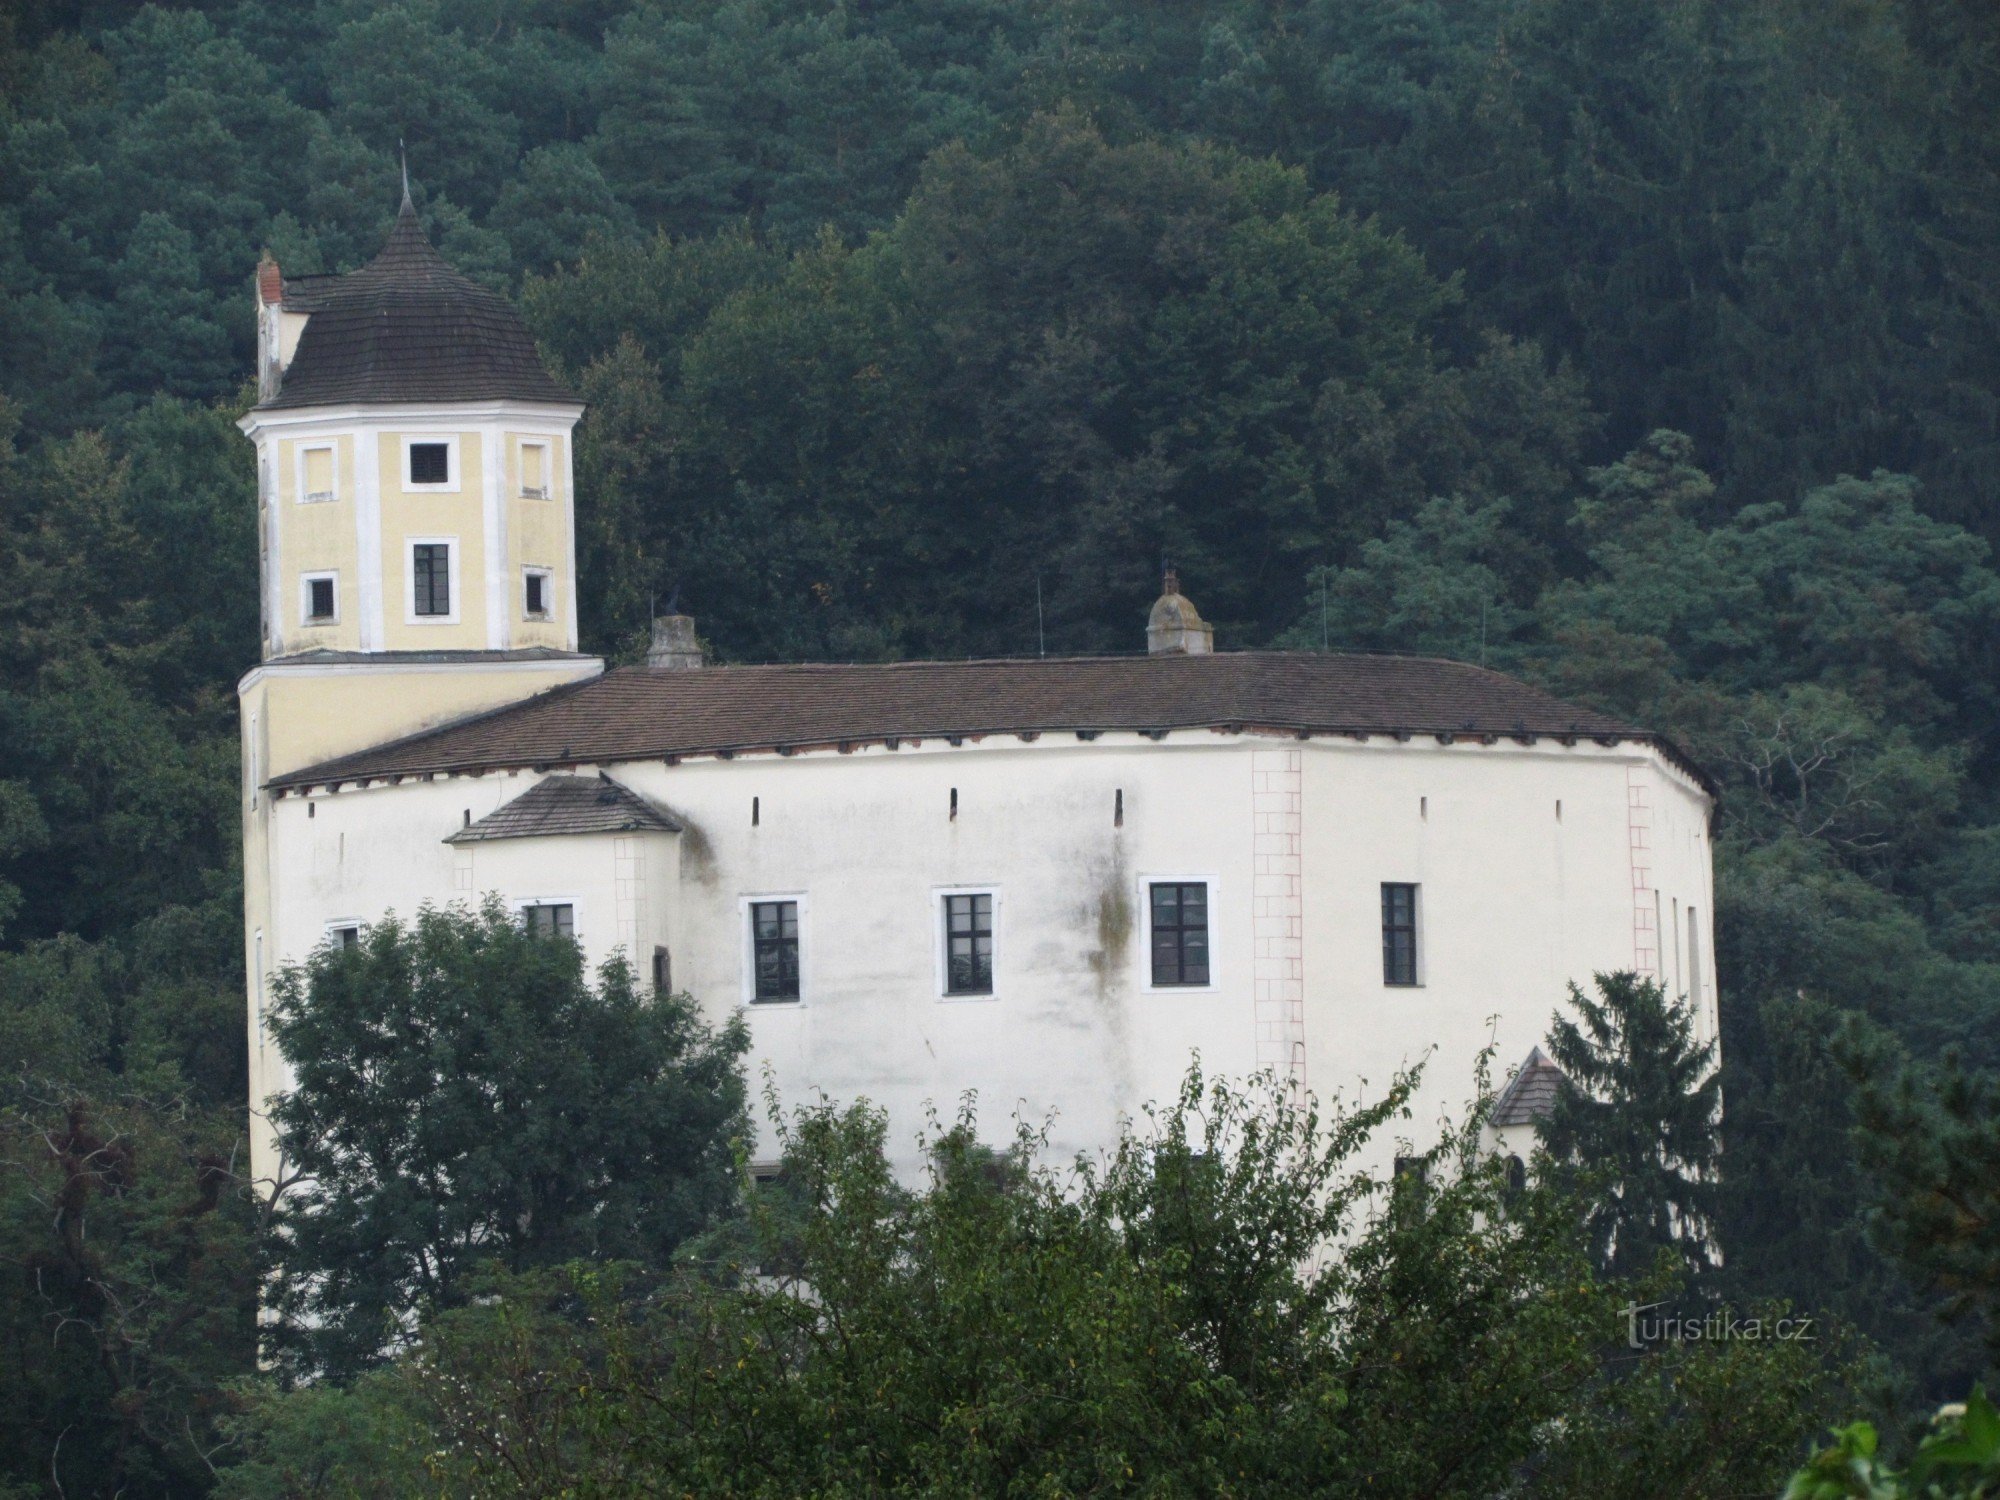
[1537,971,1722,1279]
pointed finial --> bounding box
[1162,561,1179,598]
[399,138,412,211]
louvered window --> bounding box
[408,442,450,485]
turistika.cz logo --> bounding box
[1623,1302,1817,1349]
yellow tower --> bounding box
[238,189,603,1171]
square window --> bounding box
[751,900,799,1002]
[524,569,550,619]
[1150,881,1210,986]
[412,544,451,617]
[408,442,450,485]
[305,575,336,622]
[329,924,360,950]
[944,893,993,995]
[524,903,574,939]
[1382,883,1420,986]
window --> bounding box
[408,442,450,486]
[523,567,551,620]
[943,893,993,995]
[751,900,799,1002]
[520,441,549,498]
[328,923,361,951]
[412,543,451,617]
[652,945,672,993]
[523,903,574,939]
[1149,881,1210,987]
[301,445,334,503]
[302,572,337,624]
[1687,909,1703,1010]
[1381,882,1420,986]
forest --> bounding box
[0,0,1996,1493]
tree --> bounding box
[264,898,749,1380]
[1538,971,1722,1279]
[221,1059,1851,1497]
[1843,1028,2000,1364]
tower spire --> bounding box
[399,137,412,212]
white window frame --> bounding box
[405,536,461,625]
[513,896,582,941]
[522,564,555,621]
[1139,873,1220,993]
[1381,880,1424,988]
[401,433,461,494]
[324,918,364,950]
[300,569,340,626]
[518,438,553,499]
[740,892,807,1006]
[295,441,338,504]
[933,886,1000,1002]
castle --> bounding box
[240,194,1718,1186]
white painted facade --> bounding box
[247,729,1717,1185]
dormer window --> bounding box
[520,441,550,499]
[408,442,450,486]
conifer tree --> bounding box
[1537,971,1722,1279]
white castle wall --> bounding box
[249,732,1715,1188]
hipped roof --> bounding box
[268,650,1711,795]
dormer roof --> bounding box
[443,774,680,844]
[1490,1046,1567,1127]
[257,198,576,411]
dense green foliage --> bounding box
[1787,1387,2000,1499]
[220,1069,1849,1497]
[264,900,750,1381]
[0,0,1997,1489]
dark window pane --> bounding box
[409,443,449,484]
[525,573,546,615]
[413,544,451,616]
[944,893,993,994]
[308,577,335,620]
[525,903,573,939]
[1382,883,1419,985]
[752,900,800,1001]
[1150,881,1210,987]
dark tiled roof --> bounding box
[1491,1046,1567,1127]
[270,650,1706,792]
[260,199,577,411]
[444,774,680,844]
[278,273,342,313]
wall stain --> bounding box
[662,806,717,885]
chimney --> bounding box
[256,253,287,403]
[648,614,704,670]
[1146,568,1214,655]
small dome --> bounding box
[1148,590,1205,633]
[258,197,575,411]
